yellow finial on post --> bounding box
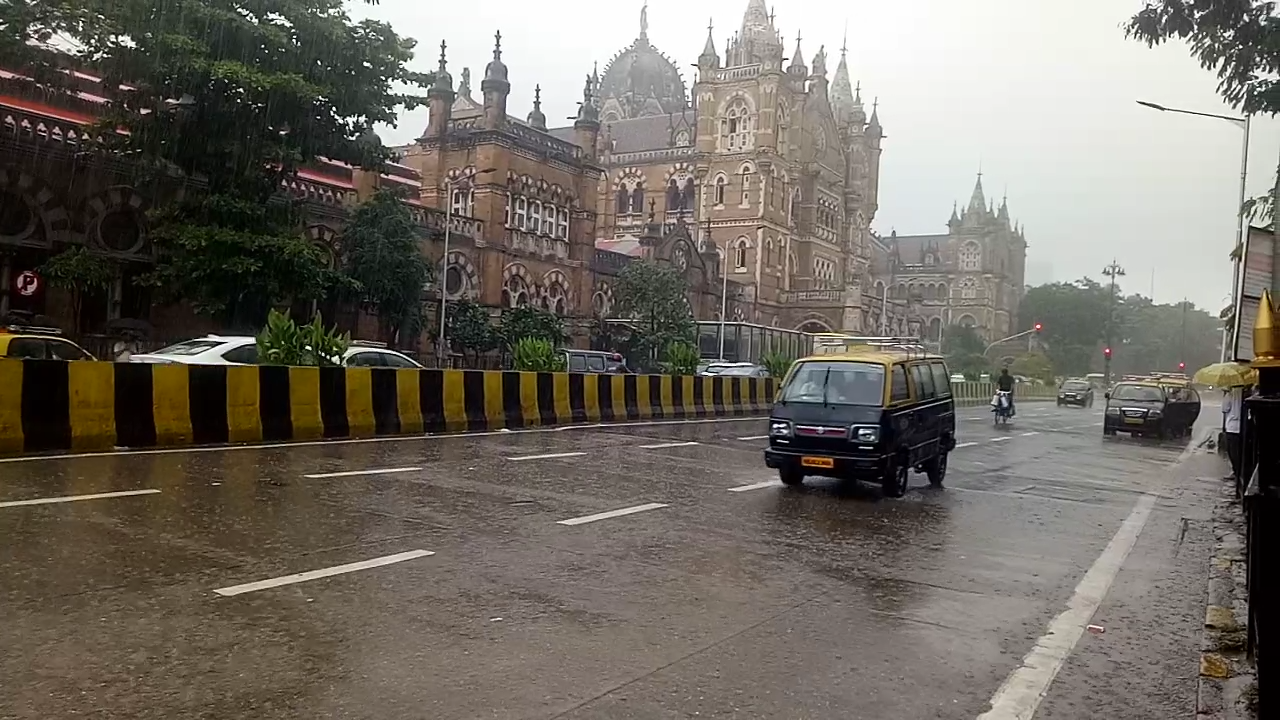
[1254,290,1280,366]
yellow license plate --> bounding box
[1123,417,1143,424]
[801,456,835,469]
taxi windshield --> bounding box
[1062,380,1089,390]
[1112,384,1165,402]
[779,361,884,406]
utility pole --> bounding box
[1102,259,1126,385]
[1180,297,1188,369]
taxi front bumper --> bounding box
[764,447,889,478]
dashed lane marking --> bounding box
[507,452,588,462]
[212,549,435,597]
[1020,431,1040,437]
[638,441,701,450]
[956,442,979,448]
[737,435,770,441]
[727,480,781,493]
[303,467,422,479]
[989,437,1012,442]
[556,502,669,526]
[0,488,161,508]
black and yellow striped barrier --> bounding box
[0,360,777,456]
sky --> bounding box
[349,0,1278,314]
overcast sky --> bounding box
[351,0,1277,314]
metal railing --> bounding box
[1242,387,1276,716]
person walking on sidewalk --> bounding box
[1221,387,1242,481]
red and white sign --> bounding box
[14,270,40,297]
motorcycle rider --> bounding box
[997,368,1016,416]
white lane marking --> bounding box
[977,492,1158,720]
[738,435,770,441]
[1020,431,1040,437]
[638,441,700,449]
[0,417,766,465]
[213,549,434,597]
[302,466,422,479]
[728,480,781,493]
[507,452,587,461]
[989,437,1012,443]
[0,488,161,508]
[956,442,979,448]
[556,502,669,526]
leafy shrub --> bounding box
[760,352,796,379]
[511,337,566,372]
[256,309,350,366]
[664,342,700,376]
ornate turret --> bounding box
[425,40,455,138]
[574,71,601,161]
[698,20,720,73]
[967,173,987,215]
[949,202,961,229]
[787,32,807,76]
[867,98,882,139]
[527,85,546,130]
[481,31,510,130]
[598,5,688,121]
[831,31,856,124]
[727,0,783,68]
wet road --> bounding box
[0,403,1221,720]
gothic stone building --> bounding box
[565,0,898,335]
[870,175,1028,344]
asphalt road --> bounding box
[0,403,1223,720]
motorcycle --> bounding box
[991,390,1013,425]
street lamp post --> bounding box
[1102,259,1126,386]
[437,167,496,367]
[1137,100,1249,362]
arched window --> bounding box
[514,196,527,228]
[739,164,752,206]
[450,188,473,217]
[630,185,645,215]
[541,204,555,235]
[615,185,629,215]
[764,238,774,266]
[734,238,749,270]
[667,179,681,211]
[959,241,981,272]
[723,98,753,152]
[960,277,978,299]
[682,178,695,209]
[714,176,727,205]
[789,188,801,225]
[874,281,886,298]
[939,283,949,301]
[527,201,541,233]
[928,317,943,341]
[556,208,569,239]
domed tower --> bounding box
[481,31,509,130]
[596,3,688,122]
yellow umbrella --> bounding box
[1193,362,1256,388]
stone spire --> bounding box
[868,97,882,136]
[949,201,961,228]
[425,40,455,138]
[788,31,806,75]
[527,85,546,130]
[831,30,856,123]
[698,19,720,70]
[574,71,601,161]
[481,31,510,130]
[967,172,986,214]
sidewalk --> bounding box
[1029,429,1256,719]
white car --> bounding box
[129,336,423,368]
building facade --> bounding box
[869,175,1028,344]
[570,0,893,334]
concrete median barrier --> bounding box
[0,359,777,457]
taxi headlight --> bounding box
[851,425,880,443]
[1148,409,1162,418]
[1106,406,1120,415]
[769,420,792,437]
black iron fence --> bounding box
[1243,384,1277,718]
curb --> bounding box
[1198,477,1258,719]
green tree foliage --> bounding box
[445,299,498,363]
[1113,296,1222,376]
[339,188,431,346]
[499,306,566,350]
[663,342,700,376]
[612,260,695,364]
[511,337,565,372]
[256,309,349,366]
[1009,352,1055,384]
[760,351,796,379]
[39,247,115,332]
[3,0,429,327]
[941,324,990,379]
[1017,280,1113,377]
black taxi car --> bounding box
[1103,381,1173,439]
[763,340,956,497]
[1057,378,1094,408]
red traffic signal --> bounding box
[1178,362,1186,370]
[1104,347,1112,356]
[1033,322,1043,332]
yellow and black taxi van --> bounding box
[763,339,956,497]
[0,324,95,360]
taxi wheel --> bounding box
[926,451,948,487]
[883,459,909,498]
[779,468,804,486]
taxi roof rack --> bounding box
[0,324,64,336]
[815,335,930,358]
[350,339,389,349]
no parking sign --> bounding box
[14,270,40,297]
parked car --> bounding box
[0,324,96,361]
[129,336,422,368]
[563,349,631,374]
[699,361,756,376]
[714,364,770,378]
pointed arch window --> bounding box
[739,164,752,206]
[734,238,749,270]
[714,176,727,206]
[723,99,753,152]
[630,185,645,214]
[959,242,981,272]
[616,185,629,215]
[682,178,695,209]
[667,179,681,211]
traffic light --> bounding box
[1033,322,1043,332]
[1178,361,1186,371]
[1104,347,1112,357]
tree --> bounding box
[1017,280,1113,377]
[339,188,431,346]
[1009,352,1055,384]
[941,324,991,379]
[38,247,115,333]
[611,260,695,363]
[1126,1,1280,116]
[499,306,566,349]
[445,299,498,364]
[1113,296,1222,376]
[4,0,430,328]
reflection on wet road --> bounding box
[0,404,1219,720]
